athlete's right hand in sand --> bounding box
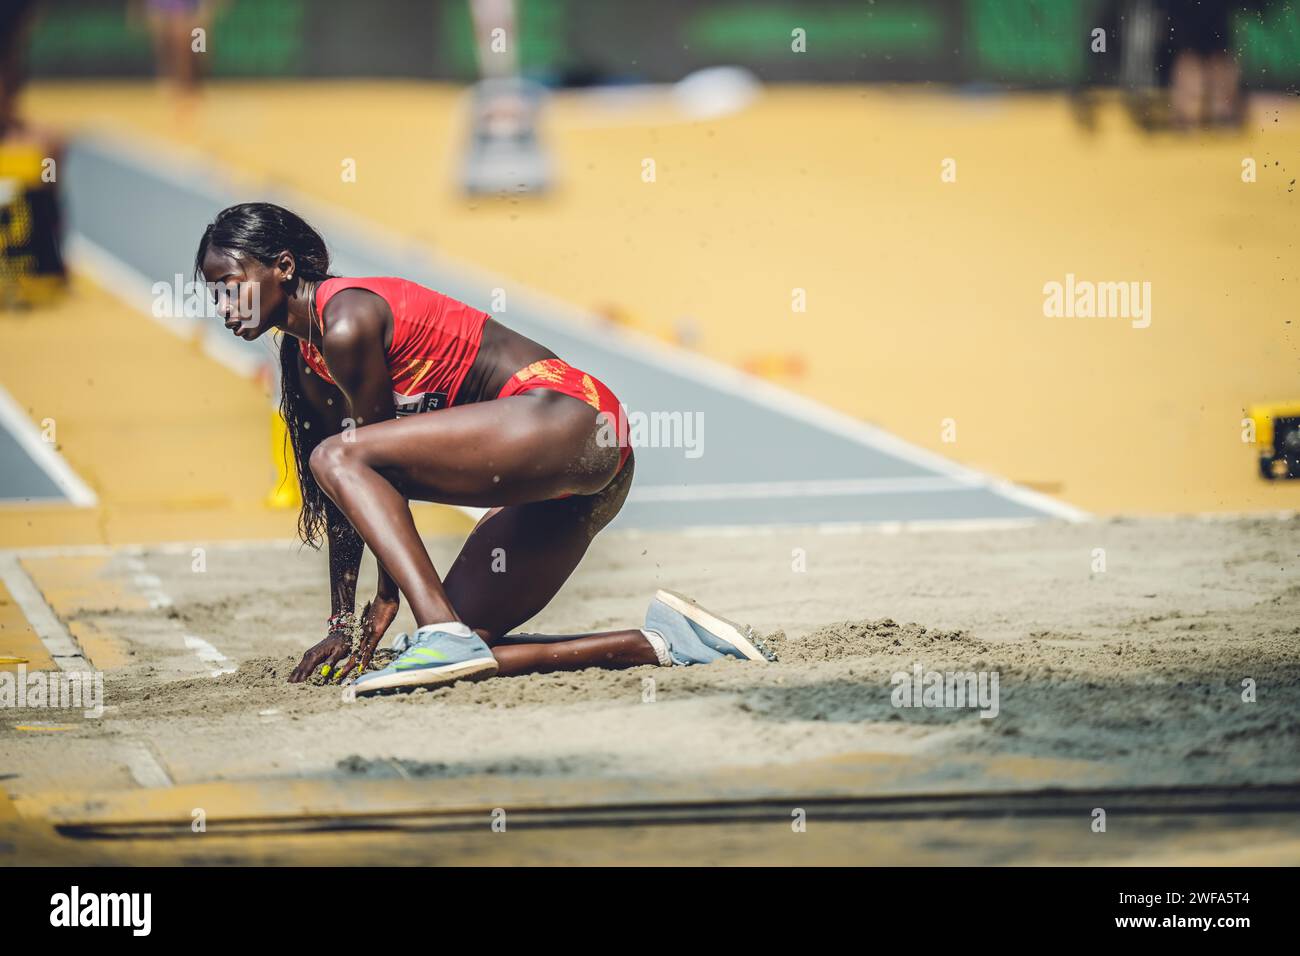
[288,630,352,684]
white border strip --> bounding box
[0,383,97,508]
[630,475,976,502]
[0,554,90,670]
[76,130,1087,522]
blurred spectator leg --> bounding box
[1207,52,1243,127]
[1169,50,1206,129]
[144,0,209,126]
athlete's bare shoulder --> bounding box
[319,285,393,357]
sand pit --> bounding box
[2,516,1297,799]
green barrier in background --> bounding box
[24,0,1300,88]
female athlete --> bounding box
[195,203,773,694]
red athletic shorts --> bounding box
[496,359,632,488]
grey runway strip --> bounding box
[0,383,94,506]
[0,417,66,503]
[63,134,1083,529]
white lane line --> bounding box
[121,740,174,789]
[121,554,234,677]
[0,554,90,671]
[123,555,173,609]
[74,130,1089,525]
[183,635,236,677]
[0,382,97,507]
[629,475,979,502]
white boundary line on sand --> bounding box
[120,740,174,789]
[119,554,236,677]
[0,383,98,508]
[75,130,1089,524]
[122,554,173,608]
[2,547,235,707]
[183,634,236,677]
[0,554,90,671]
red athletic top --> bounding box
[300,277,489,415]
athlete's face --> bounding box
[200,247,293,341]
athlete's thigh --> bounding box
[339,391,613,506]
[443,452,635,641]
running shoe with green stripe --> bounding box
[353,624,498,694]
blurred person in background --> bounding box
[0,0,39,140]
[0,0,66,307]
[461,0,551,194]
[1166,2,1242,128]
[1117,1,1258,131]
[132,0,213,117]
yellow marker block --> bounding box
[1247,402,1300,450]
[0,580,55,672]
[0,143,44,179]
[268,408,302,509]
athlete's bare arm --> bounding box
[287,290,403,683]
[313,288,396,427]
